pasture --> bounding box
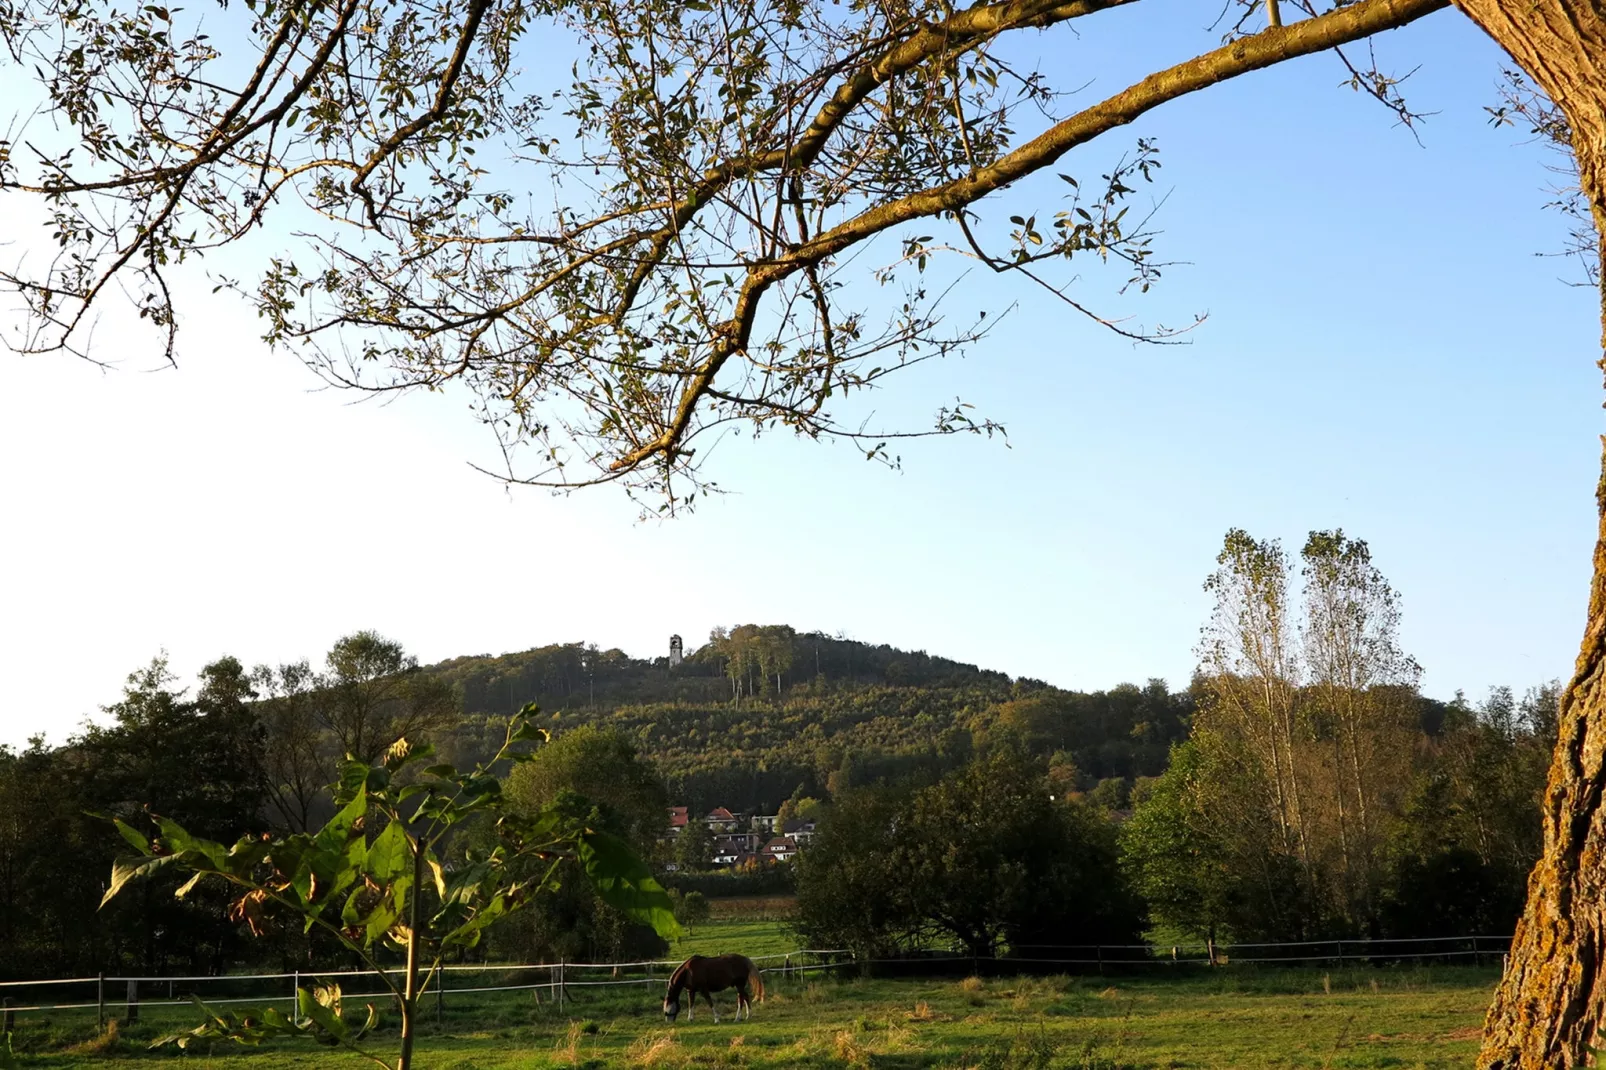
[7,962,1499,1069]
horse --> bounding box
[662,953,765,1023]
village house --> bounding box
[704,807,742,832]
[761,835,800,863]
[781,817,817,845]
[666,804,812,866]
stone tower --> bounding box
[669,634,683,667]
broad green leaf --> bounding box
[334,760,370,804]
[112,817,153,855]
[509,720,548,743]
[326,832,368,906]
[157,817,227,868]
[426,853,447,899]
[174,871,205,899]
[362,897,400,945]
[440,892,508,949]
[314,784,367,856]
[297,987,350,1041]
[101,853,180,908]
[224,833,272,876]
[366,819,412,884]
[577,829,681,939]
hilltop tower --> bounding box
[669,634,683,667]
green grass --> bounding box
[671,918,799,959]
[8,964,1499,1069]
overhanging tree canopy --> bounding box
[6,0,1606,1064]
[1,0,1441,507]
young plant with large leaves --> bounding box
[101,709,678,1070]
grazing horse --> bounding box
[662,954,764,1023]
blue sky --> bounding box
[1,1,1597,746]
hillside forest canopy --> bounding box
[0,529,1558,1008]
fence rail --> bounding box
[0,937,1510,1028]
[0,950,854,1024]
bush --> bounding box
[662,867,795,897]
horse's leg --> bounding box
[707,989,719,1023]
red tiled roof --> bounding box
[707,807,736,820]
[668,806,689,828]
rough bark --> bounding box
[1479,441,1606,1069]
[1466,1,1606,1063]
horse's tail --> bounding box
[748,959,765,1003]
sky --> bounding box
[2,0,1599,747]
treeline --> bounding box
[436,627,1195,815]
[1124,530,1553,943]
[0,627,1187,979]
[0,547,1558,978]
[794,529,1556,956]
[431,626,1013,719]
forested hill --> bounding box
[429,628,1014,714]
[426,626,1196,815]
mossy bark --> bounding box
[1460,1,1606,1065]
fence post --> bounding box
[558,962,566,1011]
[292,970,300,1024]
[125,979,139,1025]
[436,972,444,1027]
[97,973,106,1031]
[1336,940,1344,966]
[1207,938,1217,967]
[1096,945,1104,976]
[1473,936,1482,967]
[2,996,14,1034]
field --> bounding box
[6,943,1501,1069]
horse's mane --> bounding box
[666,955,699,995]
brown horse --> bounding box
[662,953,764,1023]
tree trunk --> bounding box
[1479,441,1606,1070]
[1466,3,1606,1062]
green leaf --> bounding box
[112,817,154,855]
[362,895,401,945]
[156,817,227,868]
[335,760,371,804]
[101,854,180,908]
[174,871,205,900]
[366,819,412,884]
[577,829,681,939]
[297,987,350,1041]
[315,783,368,856]
[510,721,549,743]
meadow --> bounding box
[6,938,1501,1070]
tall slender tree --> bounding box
[1299,530,1420,924]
